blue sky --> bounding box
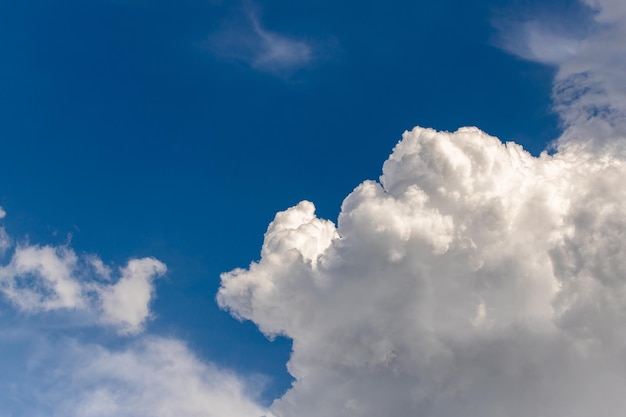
[2,0,626,416]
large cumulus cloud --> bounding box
[219,1,626,414]
[219,126,626,416]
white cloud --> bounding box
[495,0,626,149]
[0,213,271,417]
[219,126,626,416]
[86,255,111,281]
[0,245,84,311]
[0,335,273,417]
[209,11,314,74]
[66,338,272,417]
[99,258,167,334]
[0,222,166,334]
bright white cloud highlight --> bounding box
[220,126,626,416]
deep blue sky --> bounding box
[0,0,561,403]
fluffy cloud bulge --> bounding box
[3,0,626,415]
[218,1,626,415]
[220,126,626,416]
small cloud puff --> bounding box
[0,220,167,335]
[99,258,167,334]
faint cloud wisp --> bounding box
[209,11,314,76]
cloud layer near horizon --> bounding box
[219,125,626,416]
[0,212,273,417]
[17,337,271,417]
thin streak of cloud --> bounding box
[208,9,317,76]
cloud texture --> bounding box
[0,333,272,417]
[0,211,272,417]
[218,2,626,414]
[217,0,626,417]
[219,125,626,416]
[496,0,626,149]
[32,337,271,417]
[3,0,626,415]
[0,237,166,334]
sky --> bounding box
[1,0,626,416]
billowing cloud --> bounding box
[0,215,166,334]
[217,2,626,415]
[209,10,314,75]
[219,124,626,416]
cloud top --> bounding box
[220,126,626,416]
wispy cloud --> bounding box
[493,0,626,150]
[495,20,584,66]
[208,9,316,75]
